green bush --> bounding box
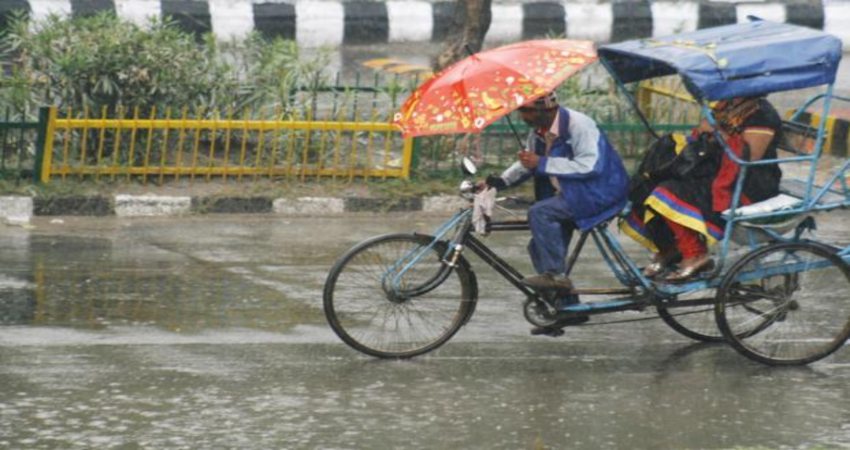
[0,11,332,118]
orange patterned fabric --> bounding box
[393,40,597,137]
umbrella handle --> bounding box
[505,114,526,150]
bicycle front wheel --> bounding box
[323,233,476,359]
[715,242,850,365]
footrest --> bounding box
[562,299,636,312]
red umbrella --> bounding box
[393,39,597,138]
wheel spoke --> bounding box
[324,234,473,358]
[657,288,724,342]
[716,242,850,365]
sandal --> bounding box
[641,250,682,278]
[664,256,715,283]
[642,261,666,278]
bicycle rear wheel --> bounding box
[657,290,723,343]
[323,233,476,359]
[715,242,850,365]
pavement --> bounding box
[0,191,475,224]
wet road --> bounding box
[1,213,849,449]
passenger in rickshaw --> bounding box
[622,96,783,281]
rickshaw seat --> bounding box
[723,178,845,220]
[723,193,802,219]
[721,177,844,244]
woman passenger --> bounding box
[622,96,783,281]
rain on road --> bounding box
[1,212,849,449]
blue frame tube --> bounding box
[385,209,471,292]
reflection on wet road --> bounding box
[1,213,849,448]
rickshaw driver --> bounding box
[484,91,630,325]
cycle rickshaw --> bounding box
[323,20,850,365]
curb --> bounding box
[2,1,840,47]
[0,194,484,224]
[793,111,850,159]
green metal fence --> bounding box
[410,119,695,176]
[0,107,43,183]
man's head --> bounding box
[517,91,559,129]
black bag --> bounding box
[668,133,718,179]
[627,133,719,205]
[627,134,677,204]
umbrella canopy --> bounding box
[393,39,597,138]
[598,20,842,101]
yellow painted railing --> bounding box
[41,106,413,183]
[636,77,701,125]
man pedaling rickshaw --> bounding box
[482,91,630,329]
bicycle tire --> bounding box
[715,241,850,365]
[323,233,477,359]
[657,295,724,343]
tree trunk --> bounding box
[434,0,492,72]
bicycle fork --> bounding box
[382,210,473,300]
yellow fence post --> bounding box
[160,107,172,184]
[238,110,249,182]
[224,107,234,181]
[174,106,189,182]
[126,106,139,182]
[60,106,71,181]
[268,106,281,178]
[190,106,202,182]
[95,105,108,181]
[142,106,156,185]
[301,108,313,182]
[400,138,414,180]
[39,106,58,184]
[79,105,90,177]
[254,107,267,181]
[111,106,124,181]
[636,81,652,120]
[206,108,218,182]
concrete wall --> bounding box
[0,1,842,48]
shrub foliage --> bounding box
[0,11,333,118]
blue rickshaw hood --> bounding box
[598,19,842,101]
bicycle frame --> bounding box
[392,205,723,318]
